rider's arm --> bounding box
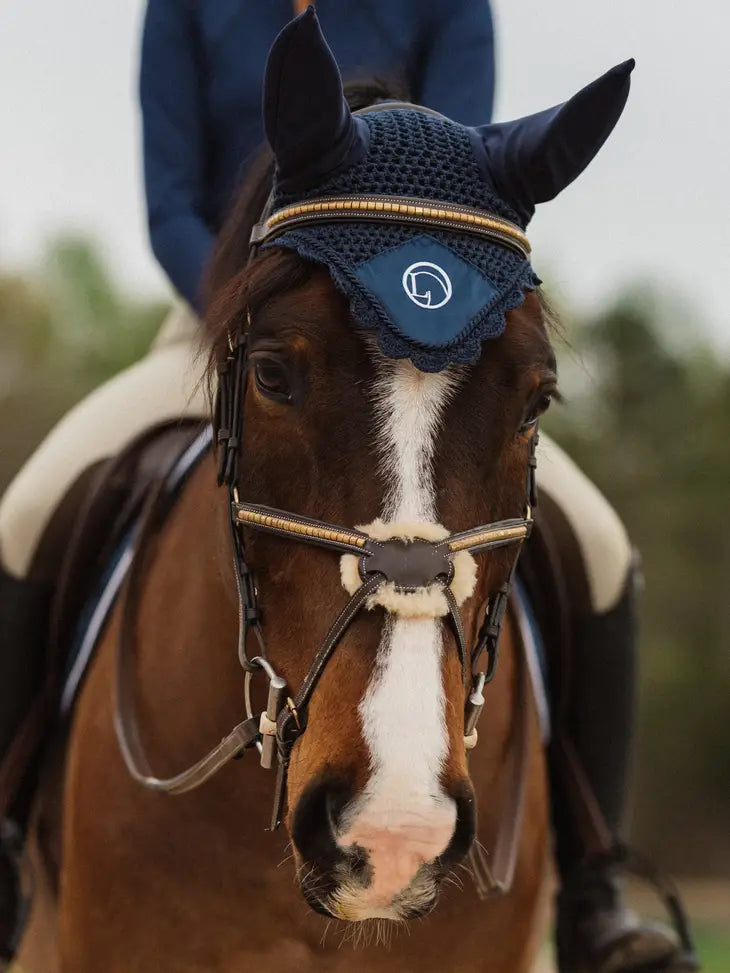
[413,0,496,125]
[140,0,213,311]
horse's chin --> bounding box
[299,866,439,922]
[328,893,439,923]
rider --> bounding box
[0,2,689,970]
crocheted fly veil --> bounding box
[257,7,634,372]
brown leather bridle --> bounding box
[115,190,539,896]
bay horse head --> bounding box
[206,8,633,924]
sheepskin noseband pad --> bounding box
[340,520,477,619]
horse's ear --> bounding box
[476,60,635,224]
[263,6,367,192]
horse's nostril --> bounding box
[291,775,353,869]
[437,779,476,873]
[347,842,369,878]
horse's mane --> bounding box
[204,79,408,365]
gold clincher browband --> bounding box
[250,193,531,260]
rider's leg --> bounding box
[0,303,207,958]
[0,305,205,584]
[536,434,690,973]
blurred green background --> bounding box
[0,237,728,965]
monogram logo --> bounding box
[402,262,453,310]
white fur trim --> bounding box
[449,550,478,604]
[357,518,449,543]
[339,519,477,618]
[365,580,450,619]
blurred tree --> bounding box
[544,285,730,875]
[42,237,168,385]
[0,236,167,489]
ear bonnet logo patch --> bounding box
[353,235,500,348]
[402,262,453,310]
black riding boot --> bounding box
[0,566,52,963]
[552,568,698,973]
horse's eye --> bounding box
[253,358,291,403]
[521,391,553,430]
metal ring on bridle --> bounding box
[244,656,288,768]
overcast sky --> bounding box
[1,1,728,350]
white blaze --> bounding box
[337,360,461,914]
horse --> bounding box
[47,239,552,973]
[15,10,639,970]
[16,173,554,973]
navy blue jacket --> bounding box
[140,0,495,308]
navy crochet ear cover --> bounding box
[261,8,634,372]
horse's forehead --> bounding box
[258,265,547,375]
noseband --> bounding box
[115,173,538,893]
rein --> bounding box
[115,188,540,898]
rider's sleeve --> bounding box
[140,0,213,311]
[414,0,496,125]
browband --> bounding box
[250,193,531,259]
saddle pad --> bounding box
[60,426,214,715]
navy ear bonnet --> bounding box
[269,110,537,371]
[259,8,634,372]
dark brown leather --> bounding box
[50,419,206,669]
[277,576,384,739]
[467,604,532,897]
[361,538,452,589]
[115,469,262,796]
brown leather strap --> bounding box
[467,603,531,897]
[233,500,532,570]
[0,425,205,819]
[50,421,204,669]
[275,578,384,741]
[116,708,260,795]
[115,471,260,796]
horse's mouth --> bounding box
[299,862,440,922]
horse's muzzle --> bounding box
[290,775,476,920]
